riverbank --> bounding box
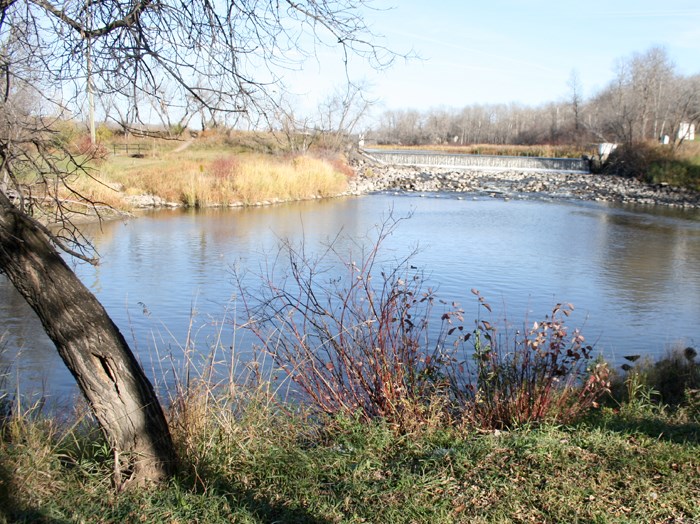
[2,386,698,523]
[117,164,700,214]
[347,163,700,208]
[60,132,699,214]
[69,143,351,213]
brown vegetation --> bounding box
[64,132,353,209]
[240,217,611,431]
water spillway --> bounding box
[363,149,590,173]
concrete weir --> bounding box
[362,149,590,173]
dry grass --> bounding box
[677,139,700,164]
[233,154,349,203]
[0,401,70,515]
[371,143,591,159]
[72,149,351,208]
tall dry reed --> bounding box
[95,152,349,207]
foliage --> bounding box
[602,141,670,179]
[74,135,109,162]
[95,124,115,143]
[208,156,241,179]
[456,297,611,429]
[612,346,699,408]
[241,218,609,431]
[241,216,458,429]
[647,159,700,191]
[48,119,81,149]
[602,141,700,191]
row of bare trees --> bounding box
[265,81,374,153]
[371,47,700,148]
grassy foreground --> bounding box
[1,384,698,523]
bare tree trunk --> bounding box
[0,193,176,486]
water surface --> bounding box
[2,193,699,402]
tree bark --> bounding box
[0,193,176,485]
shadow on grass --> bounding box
[0,459,71,524]
[221,486,332,524]
[174,467,333,524]
[584,411,699,445]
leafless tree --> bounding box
[661,74,700,149]
[317,81,374,150]
[567,69,583,140]
[372,47,697,151]
[586,47,686,145]
[0,0,396,486]
[269,94,319,153]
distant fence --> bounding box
[363,149,590,173]
[112,143,146,156]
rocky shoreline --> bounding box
[121,163,700,211]
[347,164,700,209]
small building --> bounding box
[678,122,695,141]
[598,142,617,161]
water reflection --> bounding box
[1,194,699,400]
[601,211,698,308]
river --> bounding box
[2,192,699,403]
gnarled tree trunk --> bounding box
[0,193,176,485]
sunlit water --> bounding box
[2,193,699,404]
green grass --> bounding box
[602,141,700,192]
[647,160,700,191]
[2,390,698,523]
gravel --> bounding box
[346,164,700,208]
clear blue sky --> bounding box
[286,0,700,114]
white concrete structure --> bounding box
[598,143,617,160]
[679,122,696,141]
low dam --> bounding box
[362,149,590,173]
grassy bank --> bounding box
[646,141,700,191]
[50,133,700,214]
[599,141,700,192]
[66,132,353,210]
[1,381,698,523]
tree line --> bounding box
[370,47,700,149]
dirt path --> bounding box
[172,138,195,153]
